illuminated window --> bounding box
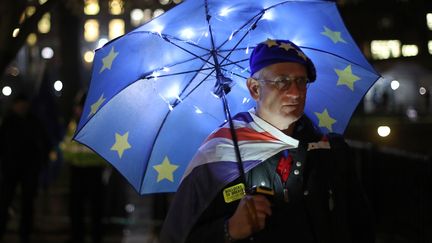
[143,9,153,23]
[428,40,432,55]
[153,9,165,18]
[109,19,125,40]
[84,0,100,15]
[401,44,418,57]
[160,0,170,5]
[370,40,401,60]
[26,6,36,17]
[39,0,48,4]
[84,19,99,42]
[84,51,95,63]
[27,33,37,46]
[130,9,144,26]
[427,13,432,30]
[12,28,20,38]
[109,0,124,15]
[97,38,108,49]
[38,13,51,34]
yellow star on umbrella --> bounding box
[335,65,360,91]
[321,26,346,44]
[111,132,131,158]
[100,46,119,73]
[264,38,278,48]
[88,94,106,117]
[314,109,337,132]
[153,156,179,182]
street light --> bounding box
[41,47,54,59]
[2,86,12,96]
[377,126,391,137]
[54,80,63,92]
[390,80,400,90]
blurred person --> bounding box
[0,94,51,243]
[62,93,108,243]
[160,39,375,243]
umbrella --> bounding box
[74,0,381,195]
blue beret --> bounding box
[249,39,316,82]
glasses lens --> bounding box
[258,76,308,90]
[277,77,307,90]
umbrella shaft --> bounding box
[221,92,246,184]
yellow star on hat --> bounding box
[264,38,278,48]
[296,50,307,61]
[279,42,295,51]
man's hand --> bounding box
[227,195,272,240]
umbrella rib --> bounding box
[216,9,264,50]
[217,17,263,68]
[300,46,377,71]
[162,37,216,67]
[154,56,248,80]
[138,54,211,79]
[217,54,249,73]
[216,1,311,67]
[178,69,216,102]
[131,30,215,66]
[129,31,211,52]
[129,31,219,70]
[174,54,216,102]
[145,70,217,188]
[146,66,217,79]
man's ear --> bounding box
[247,78,260,100]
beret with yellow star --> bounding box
[249,39,316,82]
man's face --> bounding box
[247,62,308,131]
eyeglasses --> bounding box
[255,76,309,91]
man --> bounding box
[160,39,375,243]
[62,93,107,243]
[0,94,51,243]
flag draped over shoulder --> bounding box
[160,110,299,243]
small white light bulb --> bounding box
[377,126,391,137]
[54,80,63,91]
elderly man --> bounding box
[160,39,375,243]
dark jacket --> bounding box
[186,116,375,243]
[0,110,50,174]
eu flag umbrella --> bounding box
[74,0,381,195]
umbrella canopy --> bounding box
[74,0,381,194]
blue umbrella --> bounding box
[74,0,381,195]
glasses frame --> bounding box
[253,76,310,91]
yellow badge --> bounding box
[223,183,246,203]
